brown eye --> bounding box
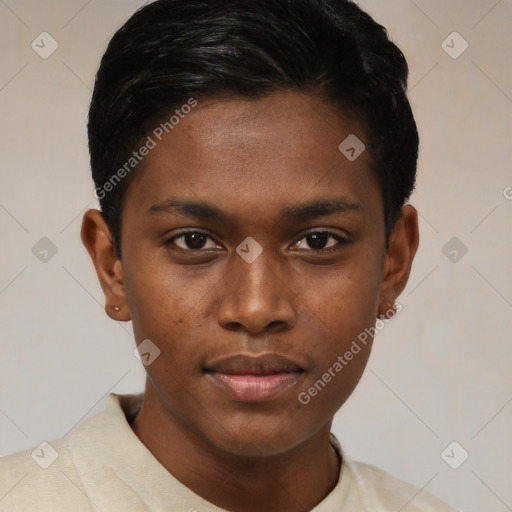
[169,231,220,251]
[305,233,331,249]
[294,231,348,251]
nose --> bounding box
[217,252,297,334]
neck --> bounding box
[130,385,341,512]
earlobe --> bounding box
[377,205,419,317]
[80,209,131,321]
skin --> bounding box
[81,91,419,512]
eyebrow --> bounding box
[147,197,363,221]
[280,198,363,219]
[148,198,226,220]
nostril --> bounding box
[265,320,288,332]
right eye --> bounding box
[166,231,222,251]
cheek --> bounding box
[124,261,196,343]
[302,258,382,330]
[296,273,377,413]
[297,253,383,380]
[126,241,213,305]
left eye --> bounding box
[293,232,346,250]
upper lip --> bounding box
[204,353,304,375]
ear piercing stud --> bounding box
[114,306,120,312]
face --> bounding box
[83,91,418,458]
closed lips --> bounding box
[204,354,305,402]
[204,353,305,375]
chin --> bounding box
[198,414,314,459]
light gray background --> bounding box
[1,1,511,511]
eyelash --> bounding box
[165,229,350,254]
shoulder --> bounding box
[0,437,92,511]
[346,458,459,511]
[317,436,459,512]
[0,393,143,511]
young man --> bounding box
[0,0,458,510]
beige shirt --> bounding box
[0,393,458,511]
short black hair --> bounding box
[88,0,418,258]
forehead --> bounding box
[124,91,380,221]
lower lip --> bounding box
[207,372,302,402]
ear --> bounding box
[378,205,419,317]
[80,209,131,321]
